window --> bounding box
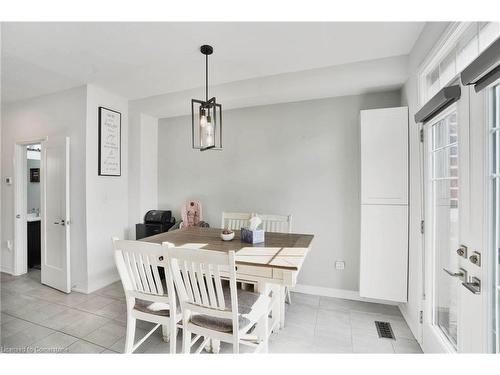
[419,22,500,105]
[428,107,460,349]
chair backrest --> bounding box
[112,238,174,304]
[258,214,293,233]
[221,212,253,230]
[167,247,239,325]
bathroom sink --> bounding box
[27,213,41,222]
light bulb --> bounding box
[200,115,207,127]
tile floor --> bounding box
[0,270,422,354]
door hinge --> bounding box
[419,310,423,324]
[420,128,424,143]
[420,220,424,234]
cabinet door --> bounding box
[361,107,408,205]
[360,204,408,302]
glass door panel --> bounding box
[431,110,460,348]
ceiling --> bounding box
[1,22,425,103]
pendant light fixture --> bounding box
[191,44,222,151]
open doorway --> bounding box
[26,144,42,275]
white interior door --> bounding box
[41,136,71,293]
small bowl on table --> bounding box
[220,229,235,241]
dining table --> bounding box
[140,226,314,336]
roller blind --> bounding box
[460,37,500,93]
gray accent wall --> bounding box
[158,91,401,292]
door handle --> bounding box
[53,219,65,226]
[443,267,467,282]
[462,277,481,295]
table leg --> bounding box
[279,286,286,329]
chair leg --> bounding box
[233,337,239,354]
[257,311,269,353]
[169,319,178,354]
[162,324,170,342]
[124,315,136,353]
[285,287,292,304]
[182,316,191,354]
[211,339,220,354]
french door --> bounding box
[423,105,461,352]
[423,85,491,353]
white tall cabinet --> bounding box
[359,106,409,302]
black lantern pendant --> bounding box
[191,44,222,151]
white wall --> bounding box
[400,22,451,342]
[128,112,158,239]
[85,84,129,293]
[158,91,401,293]
[131,55,408,119]
[1,84,130,292]
[1,86,88,288]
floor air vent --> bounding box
[375,321,395,340]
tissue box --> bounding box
[240,227,265,244]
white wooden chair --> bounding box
[167,247,270,354]
[258,213,293,325]
[259,214,292,234]
[221,212,253,230]
[113,237,181,353]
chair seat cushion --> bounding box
[224,288,261,315]
[190,314,250,333]
[189,288,268,333]
[134,298,179,317]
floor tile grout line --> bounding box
[3,303,160,354]
[4,273,420,353]
[2,288,130,331]
[1,310,111,353]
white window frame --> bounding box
[418,22,500,107]
[487,80,500,353]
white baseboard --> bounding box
[292,283,400,306]
[0,264,13,275]
[86,271,121,294]
[398,304,422,344]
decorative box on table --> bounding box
[240,227,265,244]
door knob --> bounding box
[16,214,21,219]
